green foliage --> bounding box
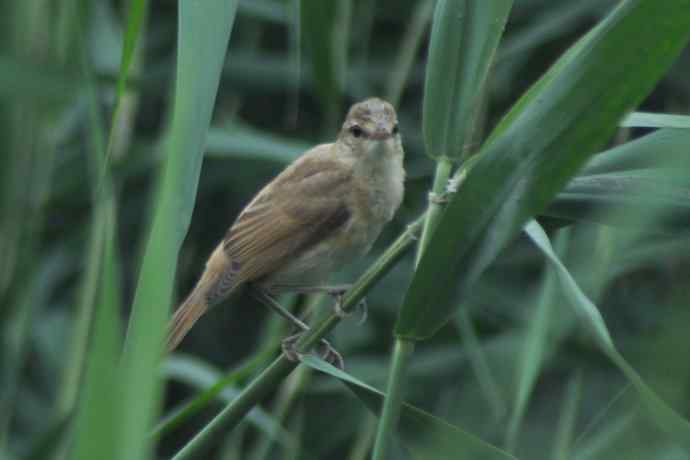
[3,0,690,459]
[396,0,690,339]
[422,0,512,161]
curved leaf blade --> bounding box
[621,111,690,128]
[546,170,690,231]
[582,128,690,176]
[423,0,513,161]
[301,356,517,460]
[395,0,690,339]
[524,220,690,449]
[117,2,239,460]
[205,124,309,163]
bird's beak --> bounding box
[370,124,392,141]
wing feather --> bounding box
[223,148,352,285]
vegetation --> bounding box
[1,0,690,459]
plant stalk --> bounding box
[371,339,415,460]
[415,157,454,266]
[371,158,453,460]
[171,217,424,460]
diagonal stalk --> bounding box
[170,216,424,460]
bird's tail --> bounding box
[166,286,209,352]
[166,244,237,351]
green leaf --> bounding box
[505,230,569,451]
[551,373,582,460]
[71,205,124,460]
[301,356,517,460]
[524,220,690,450]
[69,44,123,460]
[205,124,309,163]
[454,310,506,421]
[422,0,513,161]
[395,0,690,340]
[546,169,690,231]
[300,0,347,121]
[385,0,435,107]
[621,111,690,128]
[117,2,239,460]
[581,128,690,175]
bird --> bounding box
[166,97,405,363]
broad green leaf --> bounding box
[118,2,239,460]
[581,128,690,176]
[524,220,690,449]
[423,0,513,161]
[395,0,690,339]
[301,356,517,460]
[70,210,123,460]
[58,0,134,428]
[621,111,690,128]
[546,170,690,231]
[300,0,347,121]
[205,124,309,163]
[69,46,123,460]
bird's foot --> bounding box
[281,334,344,370]
[334,294,368,324]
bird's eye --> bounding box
[350,125,364,138]
[392,123,399,135]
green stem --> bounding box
[251,365,311,460]
[371,339,415,460]
[152,340,278,439]
[415,157,453,266]
[347,412,378,460]
[171,217,424,460]
[371,158,454,460]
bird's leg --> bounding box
[251,287,344,369]
[251,287,311,332]
[284,284,367,320]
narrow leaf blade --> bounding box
[396,0,690,339]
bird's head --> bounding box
[338,98,401,159]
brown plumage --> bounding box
[166,98,405,351]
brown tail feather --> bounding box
[166,288,209,352]
[166,243,239,351]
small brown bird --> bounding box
[166,98,405,358]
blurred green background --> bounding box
[2,0,690,459]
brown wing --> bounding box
[223,146,352,284]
